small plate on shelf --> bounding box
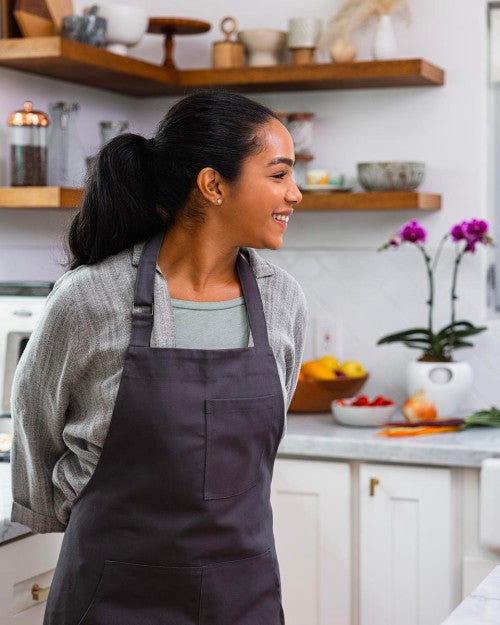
[299,184,353,192]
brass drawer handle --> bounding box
[32,583,50,601]
[370,477,380,497]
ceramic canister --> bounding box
[287,17,321,49]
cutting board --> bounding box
[44,0,73,33]
[13,0,54,36]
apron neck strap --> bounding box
[130,230,270,349]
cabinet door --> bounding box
[359,463,452,625]
[271,458,351,625]
[0,532,63,625]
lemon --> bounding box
[318,355,340,371]
[339,360,366,378]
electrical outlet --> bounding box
[313,315,342,359]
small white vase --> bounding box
[405,361,473,417]
[373,14,397,60]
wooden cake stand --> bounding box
[148,17,211,68]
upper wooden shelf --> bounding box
[177,59,444,94]
[0,37,444,96]
[0,37,177,96]
[0,187,440,212]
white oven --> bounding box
[0,282,54,418]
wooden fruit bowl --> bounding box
[289,374,369,413]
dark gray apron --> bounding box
[43,229,286,625]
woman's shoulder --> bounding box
[243,247,308,316]
[49,247,135,317]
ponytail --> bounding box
[65,133,168,269]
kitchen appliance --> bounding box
[0,282,53,419]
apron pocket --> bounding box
[201,548,283,625]
[78,560,202,625]
[204,394,276,500]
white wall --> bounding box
[1,0,498,412]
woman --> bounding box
[11,90,308,625]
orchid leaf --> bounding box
[377,328,432,345]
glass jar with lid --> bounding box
[47,101,87,188]
[7,101,50,186]
[286,112,315,157]
[99,120,129,146]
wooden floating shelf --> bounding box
[0,186,83,209]
[298,191,441,211]
[177,59,444,94]
[0,37,178,97]
[0,187,440,212]
[0,37,444,96]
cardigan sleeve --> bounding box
[284,283,309,412]
[10,274,82,533]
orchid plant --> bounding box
[377,219,494,362]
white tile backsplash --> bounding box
[261,239,499,413]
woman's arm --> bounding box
[285,285,309,412]
[10,275,82,533]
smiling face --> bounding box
[217,117,302,250]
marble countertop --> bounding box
[278,412,500,468]
[0,462,31,545]
[441,566,500,624]
[2,411,500,546]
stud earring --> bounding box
[216,198,223,205]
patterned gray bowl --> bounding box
[357,161,425,191]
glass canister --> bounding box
[8,101,49,186]
[99,120,129,146]
[47,101,87,188]
[287,112,315,157]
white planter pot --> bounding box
[373,14,397,60]
[405,361,473,417]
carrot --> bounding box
[377,425,462,437]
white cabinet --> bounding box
[359,463,454,625]
[271,458,351,625]
[0,532,63,625]
[272,458,458,625]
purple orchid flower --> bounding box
[451,219,490,254]
[450,221,467,242]
[400,220,427,244]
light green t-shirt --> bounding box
[170,295,250,349]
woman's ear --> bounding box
[197,167,224,205]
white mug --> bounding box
[287,17,321,49]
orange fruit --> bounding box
[301,360,337,380]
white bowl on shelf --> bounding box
[97,4,149,55]
[238,29,287,66]
[331,400,397,427]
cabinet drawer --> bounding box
[0,533,63,625]
[13,567,54,615]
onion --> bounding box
[402,390,438,422]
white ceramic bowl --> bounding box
[238,29,287,66]
[97,3,149,54]
[331,399,396,427]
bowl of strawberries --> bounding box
[331,394,396,427]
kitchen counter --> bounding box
[277,412,500,468]
[440,565,500,624]
[2,411,500,546]
[0,462,31,544]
